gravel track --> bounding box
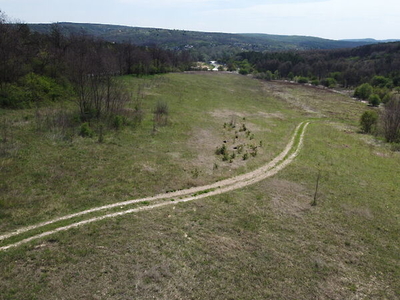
[0,121,309,251]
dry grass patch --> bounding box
[268,178,312,218]
[342,204,374,220]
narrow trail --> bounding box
[0,122,310,251]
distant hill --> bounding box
[341,38,400,43]
[28,23,396,61]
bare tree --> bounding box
[0,11,25,86]
[382,96,400,143]
[66,33,129,121]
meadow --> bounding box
[0,72,399,299]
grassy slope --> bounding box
[0,73,399,299]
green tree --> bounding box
[368,94,381,107]
[360,111,378,133]
[382,93,392,104]
[354,83,373,100]
[371,76,390,88]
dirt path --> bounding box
[0,122,310,251]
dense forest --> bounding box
[0,12,193,113]
[227,42,400,88]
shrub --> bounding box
[0,74,68,109]
[153,100,169,126]
[360,111,378,133]
[382,93,392,104]
[79,122,94,138]
[255,71,273,81]
[0,84,26,108]
[222,152,230,161]
[321,77,337,88]
[215,144,227,156]
[368,94,381,107]
[113,115,125,130]
[297,77,309,84]
[311,79,320,86]
[373,87,390,100]
[354,83,373,100]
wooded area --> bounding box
[229,43,400,88]
[0,12,193,113]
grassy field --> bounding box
[1,73,399,299]
[0,73,302,232]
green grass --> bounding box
[0,73,301,233]
[1,73,399,299]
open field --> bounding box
[1,73,399,299]
[1,73,305,234]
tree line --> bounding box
[0,11,193,115]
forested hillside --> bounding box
[29,22,382,61]
[230,42,400,88]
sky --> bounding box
[0,0,399,40]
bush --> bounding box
[360,111,378,133]
[153,100,169,126]
[113,115,125,130]
[297,77,309,84]
[222,152,230,161]
[354,83,373,100]
[0,73,67,109]
[311,79,320,86]
[79,122,94,138]
[254,71,273,81]
[215,144,227,156]
[321,77,337,88]
[0,84,26,108]
[382,93,394,104]
[368,94,381,107]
